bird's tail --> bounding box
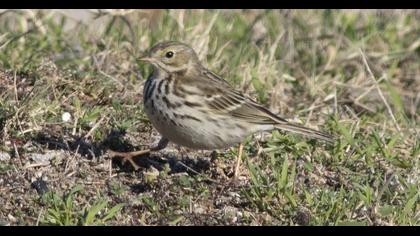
[275,122,334,144]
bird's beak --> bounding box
[138,56,153,63]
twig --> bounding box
[13,71,18,103]
[359,48,401,132]
[23,163,51,169]
[84,116,106,139]
[36,208,44,226]
[108,159,113,179]
[354,76,386,103]
[13,143,23,168]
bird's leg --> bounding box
[108,138,169,170]
[233,143,244,180]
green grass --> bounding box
[0,9,419,225]
[40,185,124,226]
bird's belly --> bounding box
[144,100,250,150]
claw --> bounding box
[108,149,150,171]
[107,138,169,171]
[120,156,140,171]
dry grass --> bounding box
[0,9,419,225]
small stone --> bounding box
[31,179,49,195]
[251,20,268,45]
[224,206,239,223]
[29,152,55,164]
[62,112,71,122]
[144,166,159,177]
[144,166,159,183]
[294,209,311,225]
[7,214,17,223]
[0,152,11,161]
[228,192,240,198]
[263,213,272,224]
[35,171,43,178]
[193,207,205,214]
[174,210,183,215]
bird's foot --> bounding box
[108,149,151,171]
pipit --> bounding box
[109,41,333,178]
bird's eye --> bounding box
[165,51,174,58]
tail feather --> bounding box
[275,123,334,144]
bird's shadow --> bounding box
[31,129,211,176]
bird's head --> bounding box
[139,41,201,74]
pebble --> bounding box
[144,166,159,182]
[31,179,49,195]
[62,112,71,122]
[29,152,55,164]
[224,206,239,223]
[145,166,159,177]
[294,209,311,225]
[251,20,267,44]
[7,214,17,223]
[174,210,183,215]
[193,206,205,214]
[0,152,11,161]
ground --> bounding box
[0,9,419,226]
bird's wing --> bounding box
[201,69,233,87]
[187,69,334,143]
[196,69,288,125]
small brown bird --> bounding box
[109,41,333,178]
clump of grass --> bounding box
[0,9,419,226]
[40,185,124,226]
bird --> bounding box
[109,41,334,179]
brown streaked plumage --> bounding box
[109,41,334,179]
